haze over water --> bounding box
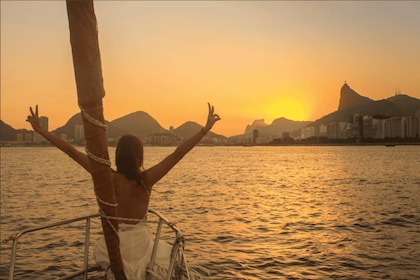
[1,146,420,279]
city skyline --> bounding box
[1,1,420,136]
[7,90,418,145]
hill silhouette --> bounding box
[109,111,165,140]
[174,121,225,141]
[311,83,420,127]
[50,111,164,141]
[338,83,373,111]
[0,120,20,141]
[49,111,226,142]
[52,113,83,139]
[244,118,311,138]
[1,83,419,142]
[387,94,420,114]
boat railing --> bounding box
[146,208,192,280]
[4,209,192,280]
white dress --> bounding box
[94,222,172,280]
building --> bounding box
[318,124,327,137]
[406,116,419,138]
[33,133,45,144]
[385,117,406,138]
[362,116,374,139]
[32,116,49,143]
[371,118,385,139]
[145,132,181,146]
[327,122,352,139]
[252,129,259,144]
[75,124,84,140]
[39,116,48,131]
[24,133,32,143]
[17,133,23,142]
[300,126,315,139]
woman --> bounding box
[26,103,220,279]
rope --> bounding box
[105,266,116,280]
[96,196,118,207]
[79,105,110,168]
[78,105,123,249]
[86,148,112,166]
[98,211,169,226]
[99,209,119,235]
[80,106,108,129]
[77,106,197,280]
[78,106,116,215]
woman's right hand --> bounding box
[26,105,42,131]
[25,105,91,173]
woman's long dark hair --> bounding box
[115,135,144,186]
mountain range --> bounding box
[0,110,226,142]
[42,110,224,143]
[1,83,420,142]
[235,82,420,139]
[311,83,420,127]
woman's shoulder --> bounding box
[112,172,141,188]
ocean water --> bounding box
[1,145,420,279]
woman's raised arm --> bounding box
[26,105,91,173]
[143,103,221,188]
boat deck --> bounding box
[3,209,194,280]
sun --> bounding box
[265,96,309,121]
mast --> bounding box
[65,1,126,279]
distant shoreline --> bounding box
[2,142,419,148]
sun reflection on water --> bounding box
[1,146,419,279]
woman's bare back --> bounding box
[113,173,150,224]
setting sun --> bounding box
[1,1,419,136]
[265,96,308,122]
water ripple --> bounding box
[1,146,420,279]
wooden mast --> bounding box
[66,1,126,279]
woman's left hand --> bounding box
[203,103,221,133]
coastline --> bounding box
[2,141,419,148]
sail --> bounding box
[66,1,126,279]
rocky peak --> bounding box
[251,119,268,127]
[338,82,372,111]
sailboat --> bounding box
[4,1,201,279]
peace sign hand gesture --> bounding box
[26,105,42,132]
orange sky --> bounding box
[1,1,419,136]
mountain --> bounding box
[52,113,83,139]
[0,120,33,141]
[50,111,165,141]
[387,94,420,115]
[312,83,420,127]
[244,118,311,137]
[0,120,18,141]
[174,121,226,141]
[109,111,166,140]
[175,121,205,139]
[338,83,373,111]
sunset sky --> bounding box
[1,1,419,136]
